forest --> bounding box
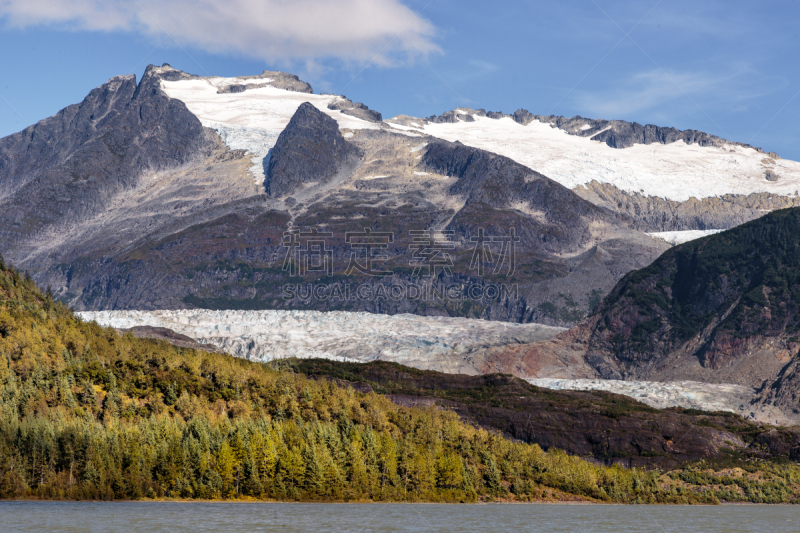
[0,256,798,503]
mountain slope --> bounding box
[0,68,214,251]
[586,207,800,380]
[285,358,800,469]
[0,66,669,325]
[5,65,800,326]
[505,208,800,422]
[266,102,363,196]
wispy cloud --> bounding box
[574,67,788,118]
[0,0,439,65]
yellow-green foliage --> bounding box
[0,259,796,503]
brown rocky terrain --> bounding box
[574,181,800,232]
[118,325,224,353]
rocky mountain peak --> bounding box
[265,101,363,197]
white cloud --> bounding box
[0,0,439,65]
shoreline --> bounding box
[0,498,791,506]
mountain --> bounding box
[0,70,213,249]
[0,64,670,326]
[498,207,800,424]
[3,64,800,328]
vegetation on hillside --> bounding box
[597,207,800,357]
[282,358,800,468]
[0,256,799,503]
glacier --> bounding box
[160,77,380,183]
[77,309,565,374]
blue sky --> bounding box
[1,0,799,159]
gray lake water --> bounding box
[0,501,797,532]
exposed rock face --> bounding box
[512,109,535,125]
[119,325,224,353]
[265,102,363,196]
[519,112,762,152]
[427,108,489,123]
[0,65,213,248]
[78,309,565,373]
[422,140,617,255]
[574,181,800,232]
[327,97,382,122]
[214,70,313,93]
[428,106,764,151]
[258,71,313,93]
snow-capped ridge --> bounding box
[387,112,800,202]
[157,69,380,184]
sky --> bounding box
[1,0,799,159]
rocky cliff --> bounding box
[0,65,214,252]
[266,102,363,196]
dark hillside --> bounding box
[285,359,800,469]
[552,208,800,421]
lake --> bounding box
[0,501,797,532]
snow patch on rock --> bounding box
[647,229,725,245]
[161,79,380,184]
